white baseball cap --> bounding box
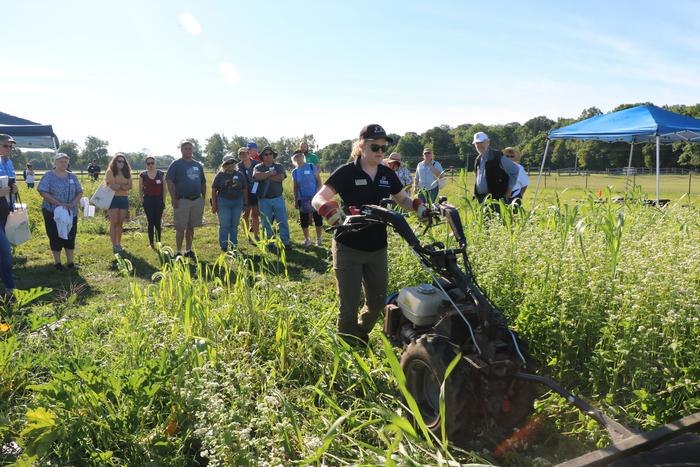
[472,132,489,143]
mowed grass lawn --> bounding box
[12,173,333,303]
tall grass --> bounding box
[3,186,698,465]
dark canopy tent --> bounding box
[0,111,59,150]
[535,105,700,202]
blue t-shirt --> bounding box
[37,171,83,216]
[166,158,206,199]
[292,163,319,199]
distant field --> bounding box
[440,171,698,205]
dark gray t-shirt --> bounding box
[166,159,206,199]
[213,170,247,201]
[253,162,286,199]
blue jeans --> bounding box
[0,225,15,290]
[418,187,439,204]
[258,196,290,245]
[216,196,244,249]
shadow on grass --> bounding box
[117,250,162,282]
[14,262,98,304]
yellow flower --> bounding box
[0,323,10,333]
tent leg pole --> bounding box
[655,136,660,203]
[532,140,550,205]
[626,143,634,191]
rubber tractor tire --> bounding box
[400,335,480,446]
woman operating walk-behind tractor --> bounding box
[323,192,700,461]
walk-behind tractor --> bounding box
[329,198,700,465]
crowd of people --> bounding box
[0,128,530,343]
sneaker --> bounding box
[150,243,156,250]
[316,237,322,247]
[184,250,196,260]
[66,263,75,269]
[54,263,65,271]
[303,238,311,247]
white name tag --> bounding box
[304,171,310,175]
[355,179,367,186]
[69,180,75,184]
[251,181,259,194]
[156,179,162,184]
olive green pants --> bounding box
[332,240,388,340]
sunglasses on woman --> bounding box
[369,144,388,153]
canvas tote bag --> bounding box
[5,192,31,246]
[90,184,115,210]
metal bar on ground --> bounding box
[556,411,700,467]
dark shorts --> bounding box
[246,193,258,207]
[109,195,129,210]
[42,209,78,251]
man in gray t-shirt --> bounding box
[253,146,291,250]
[166,140,207,258]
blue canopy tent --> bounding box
[534,105,700,202]
[0,111,59,150]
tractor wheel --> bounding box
[400,336,479,445]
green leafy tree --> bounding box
[58,140,80,161]
[677,143,700,168]
[318,140,352,170]
[80,136,109,168]
[394,132,422,167]
[420,125,456,157]
[205,133,229,169]
[226,135,249,154]
[579,107,603,120]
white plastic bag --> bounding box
[5,207,31,246]
[90,184,115,210]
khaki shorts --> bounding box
[173,197,204,230]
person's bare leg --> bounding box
[176,228,185,253]
[66,249,74,264]
[185,227,194,251]
[52,250,61,265]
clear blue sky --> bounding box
[3,0,700,155]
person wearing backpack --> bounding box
[291,150,323,247]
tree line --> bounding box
[17,102,699,172]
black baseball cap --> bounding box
[260,146,278,157]
[359,124,393,143]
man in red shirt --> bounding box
[247,142,260,162]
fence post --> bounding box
[689,172,692,200]
[585,172,588,189]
